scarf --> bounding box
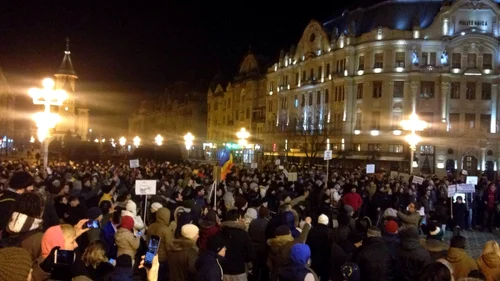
[7,212,43,234]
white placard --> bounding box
[324,150,333,160]
[288,172,298,182]
[130,159,140,168]
[366,164,375,174]
[412,176,424,185]
[135,180,157,195]
[390,171,399,180]
[457,183,475,193]
[278,165,284,170]
[466,176,478,185]
[448,185,457,198]
[251,163,258,169]
[461,170,468,176]
[275,159,281,165]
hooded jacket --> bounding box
[351,237,393,281]
[477,252,500,281]
[277,244,319,281]
[167,237,198,281]
[195,251,224,281]
[267,234,298,273]
[147,208,174,262]
[397,228,432,281]
[420,237,449,260]
[283,211,300,239]
[220,220,255,275]
[115,228,140,262]
[446,247,478,280]
[198,219,220,251]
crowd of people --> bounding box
[0,158,499,281]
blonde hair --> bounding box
[482,241,500,257]
[82,241,108,268]
[60,224,76,239]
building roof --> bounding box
[57,38,76,76]
[324,0,445,37]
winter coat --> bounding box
[330,239,356,281]
[147,208,174,262]
[420,238,449,260]
[446,247,478,280]
[1,212,44,262]
[397,230,432,281]
[305,224,333,279]
[343,192,363,211]
[198,219,220,251]
[115,228,140,262]
[0,190,19,232]
[267,234,299,275]
[101,221,117,259]
[283,211,300,239]
[248,217,269,258]
[477,252,500,281]
[107,267,133,281]
[220,220,256,275]
[351,237,393,281]
[195,251,224,281]
[167,237,198,281]
[85,261,115,281]
[382,233,400,262]
[397,211,420,229]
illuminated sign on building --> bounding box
[458,20,488,26]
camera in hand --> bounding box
[144,235,161,268]
[54,249,75,265]
[83,220,100,229]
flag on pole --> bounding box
[217,148,233,181]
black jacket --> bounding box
[220,221,255,275]
[351,237,393,281]
[397,230,432,281]
[195,251,224,281]
[0,190,19,231]
[305,224,333,278]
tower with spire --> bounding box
[53,38,89,141]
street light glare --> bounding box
[119,136,126,146]
[155,134,164,146]
[42,78,55,90]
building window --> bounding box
[325,89,329,103]
[465,113,475,129]
[318,66,322,79]
[389,144,404,153]
[371,111,381,129]
[294,95,299,108]
[355,112,362,129]
[451,82,460,99]
[481,114,491,132]
[429,52,436,66]
[395,52,405,67]
[295,72,299,85]
[368,144,382,151]
[420,81,435,98]
[392,111,402,129]
[420,145,434,155]
[308,92,313,106]
[326,64,330,76]
[452,53,461,68]
[270,81,274,92]
[353,143,361,152]
[422,52,428,66]
[334,113,342,129]
[393,81,404,98]
[482,83,491,100]
[301,95,305,107]
[374,53,383,68]
[449,113,460,131]
[228,98,231,108]
[483,53,493,69]
[309,69,314,80]
[468,53,477,68]
[373,81,382,98]
[357,83,363,99]
[466,82,476,100]
[302,71,306,81]
[317,91,321,105]
[358,56,365,70]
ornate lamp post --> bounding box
[401,113,428,174]
[133,136,141,148]
[184,132,194,159]
[236,128,250,163]
[28,78,67,169]
[155,134,163,146]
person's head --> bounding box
[416,262,452,281]
[384,220,399,235]
[68,196,79,207]
[366,226,381,238]
[482,241,500,257]
[489,183,496,192]
[275,225,291,236]
[408,202,417,213]
[318,214,329,226]
[225,209,240,222]
[456,196,463,203]
[290,244,311,266]
[181,224,199,241]
[15,192,43,218]
[82,240,108,268]
[0,247,33,281]
[41,224,78,258]
[8,171,34,194]
[207,234,226,257]
[348,232,363,248]
[195,186,205,197]
[99,200,113,216]
[87,207,103,222]
[111,210,121,225]
[450,235,466,249]
[351,187,356,193]
[120,216,135,231]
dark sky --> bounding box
[0,0,374,131]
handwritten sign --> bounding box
[457,184,475,193]
[251,163,258,169]
[466,176,478,185]
[412,176,424,185]
[288,172,298,182]
[135,180,156,195]
[448,185,457,198]
[366,164,375,174]
[130,159,140,168]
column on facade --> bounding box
[347,47,356,77]
[410,81,419,114]
[343,79,355,134]
[440,82,450,123]
[492,84,498,133]
[298,67,302,87]
[481,148,487,171]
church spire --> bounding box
[57,37,76,76]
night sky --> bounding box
[0,0,378,132]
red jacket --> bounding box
[343,192,363,211]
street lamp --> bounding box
[28,78,67,169]
[236,128,250,163]
[119,137,126,146]
[133,136,141,148]
[401,113,427,174]
[155,134,163,146]
[184,132,194,159]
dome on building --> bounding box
[324,0,445,36]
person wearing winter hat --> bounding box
[115,216,140,264]
[277,244,319,281]
[0,247,33,281]
[306,213,333,281]
[421,224,449,260]
[382,220,400,262]
[318,214,329,226]
[341,262,361,281]
[86,206,103,244]
[168,224,199,281]
[181,224,200,241]
[150,202,163,214]
[0,171,34,231]
[108,254,133,281]
[122,199,145,232]
[195,234,226,281]
[366,226,382,238]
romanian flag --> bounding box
[218,148,233,181]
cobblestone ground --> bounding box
[443,229,500,258]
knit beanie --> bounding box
[366,226,382,238]
[275,225,291,236]
[235,196,248,209]
[87,207,103,220]
[115,254,133,268]
[428,226,444,241]
[121,216,135,231]
[318,214,329,226]
[259,206,270,218]
[343,204,354,215]
[0,247,32,281]
[207,234,226,254]
[341,262,361,281]
[150,202,163,213]
[8,171,34,190]
[181,224,199,239]
[205,210,217,223]
[244,208,258,220]
[384,220,399,234]
[383,208,398,218]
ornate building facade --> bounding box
[53,39,89,141]
[0,68,15,152]
[208,0,500,177]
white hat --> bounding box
[318,214,329,226]
[150,203,163,213]
[181,224,199,239]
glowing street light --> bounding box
[133,136,141,148]
[155,134,164,146]
[94,138,99,143]
[119,137,126,146]
[28,78,67,169]
[401,113,428,174]
[236,128,250,148]
[30,136,35,143]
